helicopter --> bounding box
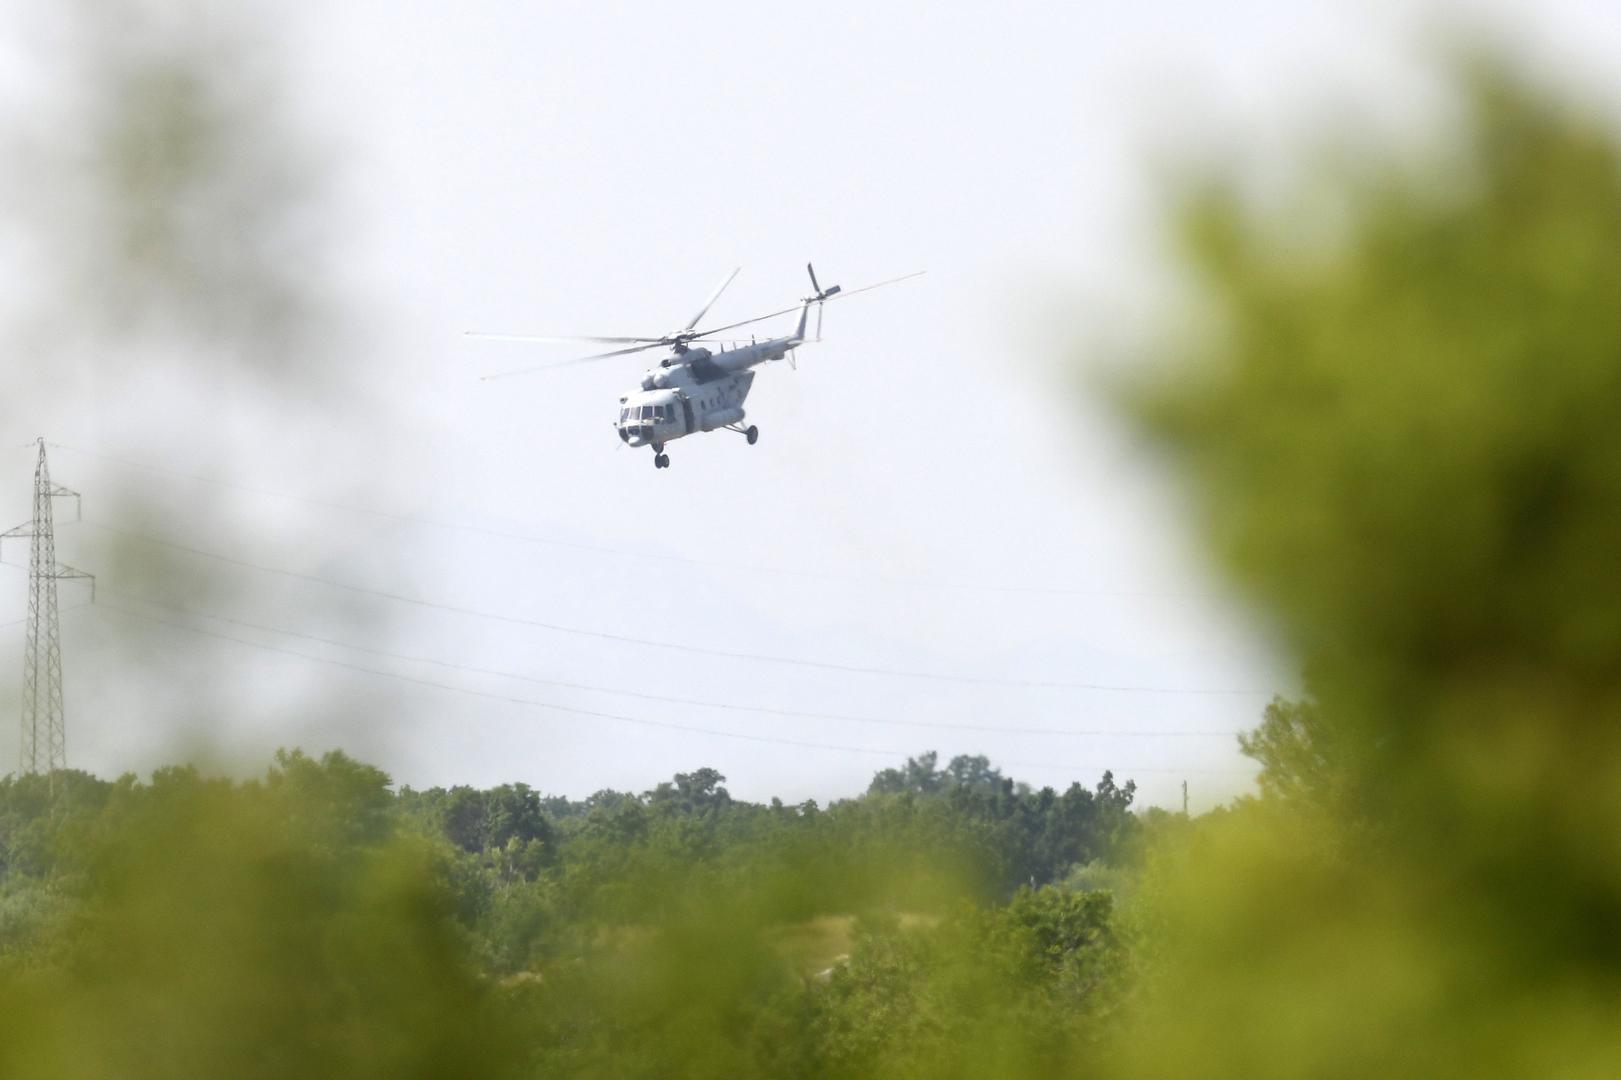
[468,264,922,469]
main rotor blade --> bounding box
[688,304,804,339]
[480,341,665,381]
[465,332,667,345]
[687,270,925,340]
[819,269,927,303]
[680,266,742,332]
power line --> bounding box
[79,520,1269,696]
[93,600,899,759]
[50,441,1210,600]
[93,599,1252,778]
[97,584,1242,741]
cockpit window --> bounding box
[626,403,677,423]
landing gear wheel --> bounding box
[654,453,670,469]
[745,425,759,446]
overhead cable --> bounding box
[98,584,1242,740]
[50,441,1210,599]
[94,599,1254,779]
[82,521,1269,696]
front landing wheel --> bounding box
[654,453,670,469]
[745,425,759,446]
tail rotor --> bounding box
[805,262,840,343]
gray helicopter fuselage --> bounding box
[616,330,798,449]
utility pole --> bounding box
[1182,779,1189,817]
[3,439,92,776]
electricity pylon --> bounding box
[3,439,92,775]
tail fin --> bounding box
[795,302,810,341]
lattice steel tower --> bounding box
[4,440,91,774]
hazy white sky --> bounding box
[2,0,1619,808]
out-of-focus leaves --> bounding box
[1111,53,1621,1078]
[0,750,1145,1077]
[0,752,523,1080]
[14,0,330,370]
[1,0,393,755]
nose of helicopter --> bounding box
[619,399,679,447]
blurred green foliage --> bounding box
[1111,57,1621,1077]
[0,752,521,1079]
[0,750,1143,1077]
[22,0,328,356]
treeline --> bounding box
[394,748,1142,960]
[0,748,1157,1078]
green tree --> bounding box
[0,757,523,1079]
[1112,54,1621,1078]
[1237,695,1357,809]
